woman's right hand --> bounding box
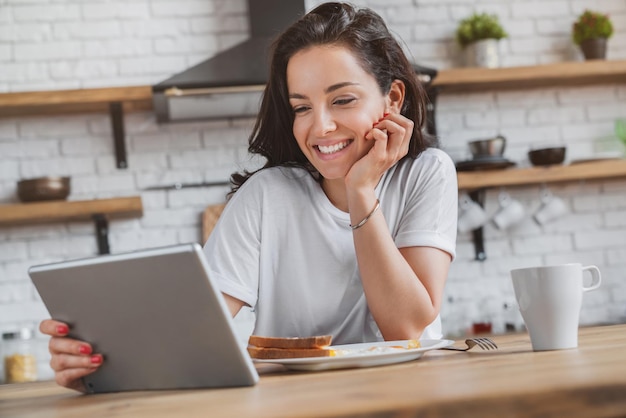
[39,319,103,393]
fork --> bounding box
[440,337,498,351]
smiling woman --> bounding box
[39,1,458,393]
[210,1,457,344]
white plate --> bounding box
[252,339,453,371]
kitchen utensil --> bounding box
[492,191,525,230]
[17,176,70,202]
[143,180,230,191]
[511,264,601,351]
[455,157,515,172]
[468,135,506,159]
[528,147,566,166]
[457,192,489,233]
[533,187,569,225]
[439,338,498,351]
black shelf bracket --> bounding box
[109,101,128,169]
[469,190,487,261]
[93,214,110,255]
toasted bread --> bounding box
[247,346,335,359]
[248,335,332,349]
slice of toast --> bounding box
[248,335,332,349]
[247,346,335,359]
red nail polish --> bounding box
[383,112,390,117]
[57,325,69,335]
[90,355,102,365]
[79,345,92,355]
[373,121,379,127]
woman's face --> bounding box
[286,45,391,181]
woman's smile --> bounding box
[315,139,354,157]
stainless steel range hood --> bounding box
[152,0,307,123]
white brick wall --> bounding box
[1,0,626,380]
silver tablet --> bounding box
[29,243,259,393]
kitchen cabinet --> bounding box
[0,196,143,255]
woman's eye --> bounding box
[334,97,356,106]
[293,106,310,114]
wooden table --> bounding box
[2,324,625,418]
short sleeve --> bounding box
[202,182,262,307]
[393,150,458,259]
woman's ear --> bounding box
[386,79,405,113]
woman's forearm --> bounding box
[348,192,449,340]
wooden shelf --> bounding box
[0,60,624,170]
[0,86,153,118]
[432,59,626,93]
[458,159,626,261]
[1,60,625,117]
[457,159,626,190]
[0,196,143,226]
[0,196,143,255]
[0,87,153,169]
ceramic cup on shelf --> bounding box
[511,264,601,351]
[492,191,525,230]
[534,187,569,225]
[457,192,489,233]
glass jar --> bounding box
[2,328,38,383]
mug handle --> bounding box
[582,265,601,292]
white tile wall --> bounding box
[1,0,625,380]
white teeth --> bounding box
[317,141,350,154]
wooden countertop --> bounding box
[0,196,143,226]
[2,324,625,418]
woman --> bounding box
[40,2,457,392]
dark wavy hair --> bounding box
[231,2,434,193]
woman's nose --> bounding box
[312,108,336,137]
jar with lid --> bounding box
[2,328,38,383]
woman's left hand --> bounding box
[345,111,414,191]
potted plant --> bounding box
[572,10,614,60]
[456,12,508,68]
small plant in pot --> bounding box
[456,12,507,68]
[572,10,614,60]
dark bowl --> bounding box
[17,176,71,202]
[528,147,566,166]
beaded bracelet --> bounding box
[350,199,380,230]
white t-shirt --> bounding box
[203,147,458,344]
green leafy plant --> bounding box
[572,10,614,45]
[456,13,508,48]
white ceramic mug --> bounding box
[457,192,489,233]
[511,264,601,351]
[534,189,569,224]
[492,191,525,230]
